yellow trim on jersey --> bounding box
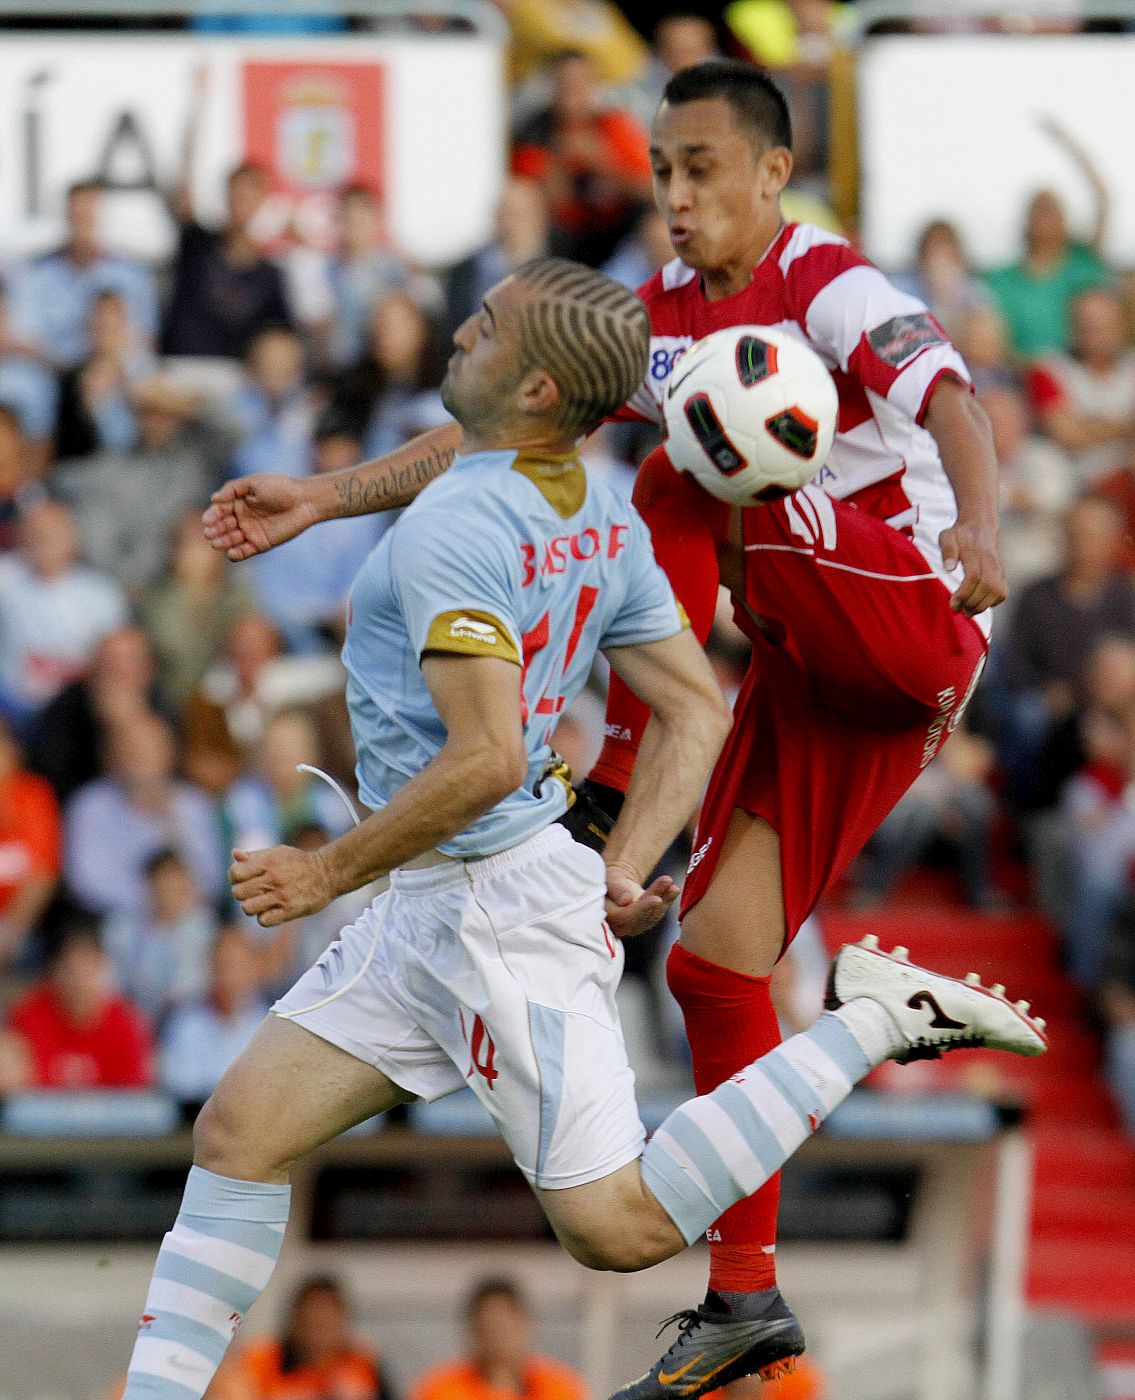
[423,609,521,664]
[676,600,691,630]
[512,452,587,520]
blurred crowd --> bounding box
[100,1270,829,1400]
[0,0,1134,1139]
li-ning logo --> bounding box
[138,1314,156,1332]
[687,837,713,873]
[450,616,499,644]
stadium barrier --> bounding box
[0,1091,1031,1400]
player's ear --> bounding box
[759,145,793,199]
[518,367,561,419]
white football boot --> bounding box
[826,935,1049,1062]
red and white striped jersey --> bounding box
[621,221,974,591]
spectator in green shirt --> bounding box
[984,118,1111,360]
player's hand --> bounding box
[939,518,1007,617]
[203,474,320,561]
[230,845,334,926]
[605,863,678,939]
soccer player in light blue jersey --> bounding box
[124,261,1046,1400]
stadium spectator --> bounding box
[221,710,353,863]
[445,177,551,338]
[64,710,223,918]
[1100,927,1135,1135]
[314,184,412,369]
[724,0,848,175]
[1012,637,1135,931]
[895,219,990,335]
[102,849,218,1021]
[183,612,344,793]
[0,500,128,731]
[228,328,317,482]
[158,925,268,1103]
[602,209,674,290]
[504,0,648,85]
[1058,700,1135,987]
[724,0,848,71]
[5,918,153,1089]
[57,378,221,595]
[623,12,720,125]
[952,304,1016,395]
[245,410,383,653]
[337,289,451,461]
[411,1278,586,1400]
[1002,497,1135,804]
[232,1274,394,1400]
[983,119,1110,358]
[0,406,33,551]
[512,52,652,267]
[53,290,156,461]
[0,715,61,969]
[1027,286,1135,489]
[851,727,1002,910]
[163,162,293,360]
[981,383,1075,593]
[28,624,161,804]
[141,510,257,712]
[266,822,375,990]
[5,180,159,369]
[0,290,58,467]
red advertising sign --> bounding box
[242,61,385,246]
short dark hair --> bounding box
[662,60,792,152]
[67,179,102,202]
[228,161,269,186]
[465,1276,528,1320]
[144,847,186,881]
[48,914,103,966]
[290,1274,346,1313]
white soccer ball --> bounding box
[662,325,839,506]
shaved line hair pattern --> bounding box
[512,257,651,436]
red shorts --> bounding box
[680,485,988,938]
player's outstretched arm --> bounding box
[230,654,525,923]
[203,421,463,560]
[601,628,732,938]
[923,378,1007,618]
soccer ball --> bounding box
[662,325,839,506]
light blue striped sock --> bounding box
[124,1166,290,1399]
[641,1010,875,1245]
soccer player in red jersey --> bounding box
[204,62,1005,1397]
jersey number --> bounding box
[520,585,599,724]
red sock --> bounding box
[667,942,783,1294]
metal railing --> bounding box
[846,0,1135,39]
[0,0,507,38]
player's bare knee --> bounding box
[556,1226,659,1273]
[193,1085,283,1180]
[546,1179,681,1272]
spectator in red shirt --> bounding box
[0,714,60,968]
[6,919,153,1088]
[512,52,652,267]
[1028,286,1135,489]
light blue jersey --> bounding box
[342,448,683,857]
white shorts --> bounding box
[273,824,646,1190]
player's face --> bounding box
[442,280,525,432]
[650,98,787,278]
